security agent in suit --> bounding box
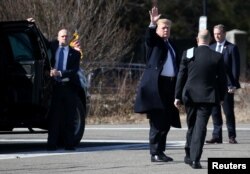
[206,24,240,144]
[47,29,81,150]
[174,30,227,169]
[134,7,181,162]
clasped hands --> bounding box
[50,69,62,77]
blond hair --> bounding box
[157,18,172,26]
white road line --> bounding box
[0,152,69,160]
[0,126,249,160]
[10,127,250,132]
[0,139,184,145]
[0,140,186,160]
[85,127,250,131]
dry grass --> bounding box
[234,83,250,123]
[87,80,250,124]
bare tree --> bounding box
[0,0,144,71]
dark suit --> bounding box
[210,41,240,140]
[134,27,181,155]
[175,46,227,162]
[47,40,81,149]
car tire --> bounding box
[72,97,86,146]
[58,96,86,147]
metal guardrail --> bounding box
[86,63,146,94]
[84,62,146,70]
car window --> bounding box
[8,33,34,61]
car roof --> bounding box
[0,20,37,32]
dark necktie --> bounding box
[57,47,64,71]
[165,41,178,75]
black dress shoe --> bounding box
[151,153,173,162]
[151,155,165,162]
[190,161,202,169]
[229,137,238,144]
[159,152,173,161]
[184,156,191,165]
[205,138,222,144]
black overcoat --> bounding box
[134,27,181,128]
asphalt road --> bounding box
[0,123,249,174]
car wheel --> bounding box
[58,97,86,147]
[72,97,86,146]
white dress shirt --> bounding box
[216,40,225,53]
[161,41,176,77]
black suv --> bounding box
[0,20,90,145]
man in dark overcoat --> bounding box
[134,6,181,162]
